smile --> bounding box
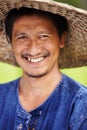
[22,52,50,63]
[28,57,45,63]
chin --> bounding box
[26,72,47,78]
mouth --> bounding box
[28,57,45,63]
[22,54,49,63]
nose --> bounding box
[27,38,41,56]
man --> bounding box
[0,0,87,130]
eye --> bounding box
[15,33,29,42]
[38,34,50,40]
[17,35,28,40]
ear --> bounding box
[59,31,67,48]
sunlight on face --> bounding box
[12,15,65,78]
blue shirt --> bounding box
[0,74,87,130]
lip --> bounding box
[22,53,49,67]
[27,56,45,63]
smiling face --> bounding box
[12,15,65,78]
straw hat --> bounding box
[0,0,87,68]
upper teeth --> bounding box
[28,57,44,63]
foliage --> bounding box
[54,0,87,9]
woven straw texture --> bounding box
[0,0,87,68]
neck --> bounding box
[19,67,62,112]
[20,68,62,96]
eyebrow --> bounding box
[14,30,53,38]
[37,30,53,35]
[14,32,28,37]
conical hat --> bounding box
[0,0,87,68]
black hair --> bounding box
[5,7,69,43]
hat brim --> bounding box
[0,0,87,68]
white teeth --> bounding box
[28,57,44,63]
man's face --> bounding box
[12,15,65,78]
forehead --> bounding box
[13,13,54,25]
[13,15,57,32]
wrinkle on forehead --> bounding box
[12,15,58,37]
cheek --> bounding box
[46,41,59,54]
[50,43,60,59]
[13,47,20,56]
[12,43,23,54]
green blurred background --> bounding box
[0,62,87,86]
[55,0,87,10]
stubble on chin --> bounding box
[25,72,47,78]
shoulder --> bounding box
[62,74,87,112]
[0,78,20,94]
[62,75,87,129]
[63,74,87,111]
[62,74,87,95]
[0,79,20,123]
